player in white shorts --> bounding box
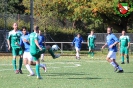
[72,33,83,60]
[102,27,123,73]
[107,51,116,60]
[19,27,47,76]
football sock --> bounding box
[76,52,79,57]
[40,64,44,68]
[117,66,123,70]
[126,55,129,61]
[121,56,124,62]
[12,59,17,71]
[25,64,34,74]
[110,62,117,68]
[41,54,44,60]
[48,48,55,58]
[36,64,40,77]
[91,52,94,57]
[19,58,23,70]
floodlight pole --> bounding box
[4,0,7,32]
[30,0,34,33]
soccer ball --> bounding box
[52,45,59,51]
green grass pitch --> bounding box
[0,53,133,88]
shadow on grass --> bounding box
[44,72,89,76]
[124,72,133,73]
[67,77,102,80]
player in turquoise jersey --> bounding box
[87,30,96,58]
[7,23,23,74]
[29,26,44,79]
[30,26,60,79]
[19,27,46,76]
[119,30,130,64]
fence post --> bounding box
[61,43,63,51]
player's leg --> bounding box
[46,45,60,59]
[113,59,123,72]
[106,51,121,72]
[120,47,125,64]
[40,54,44,62]
[29,52,47,73]
[121,54,125,64]
[12,47,19,74]
[24,52,34,76]
[18,48,23,74]
[32,54,42,79]
[75,47,80,59]
[110,51,123,72]
[88,46,91,57]
[125,47,129,63]
[91,44,95,58]
[30,60,47,72]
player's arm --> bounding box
[94,35,96,46]
[34,34,42,50]
[109,35,119,48]
[87,36,89,46]
[102,43,107,49]
[7,33,11,50]
[35,39,42,50]
[72,37,75,46]
[23,36,30,44]
[118,37,121,50]
[127,36,130,49]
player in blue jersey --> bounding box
[19,27,46,76]
[102,27,123,73]
[38,30,45,62]
[72,33,84,60]
[38,30,60,60]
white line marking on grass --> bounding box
[0,62,81,72]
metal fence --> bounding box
[0,32,133,52]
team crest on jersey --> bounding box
[114,0,133,17]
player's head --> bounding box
[107,27,112,34]
[34,26,39,33]
[77,33,81,38]
[90,30,94,35]
[22,26,27,35]
[13,23,18,31]
[122,30,126,35]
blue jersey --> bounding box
[72,37,83,48]
[20,33,30,52]
[106,33,119,52]
[38,35,45,47]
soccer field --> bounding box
[0,54,133,88]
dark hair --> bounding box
[21,26,27,31]
[122,30,125,31]
[34,26,39,30]
[91,30,94,32]
[107,27,112,31]
[77,33,80,35]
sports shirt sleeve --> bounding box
[112,34,119,43]
[127,36,130,42]
[20,36,23,47]
[72,37,76,46]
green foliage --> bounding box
[0,0,26,14]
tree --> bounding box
[23,0,133,32]
[0,0,26,14]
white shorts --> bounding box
[75,47,81,51]
[107,51,116,60]
[23,52,33,61]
